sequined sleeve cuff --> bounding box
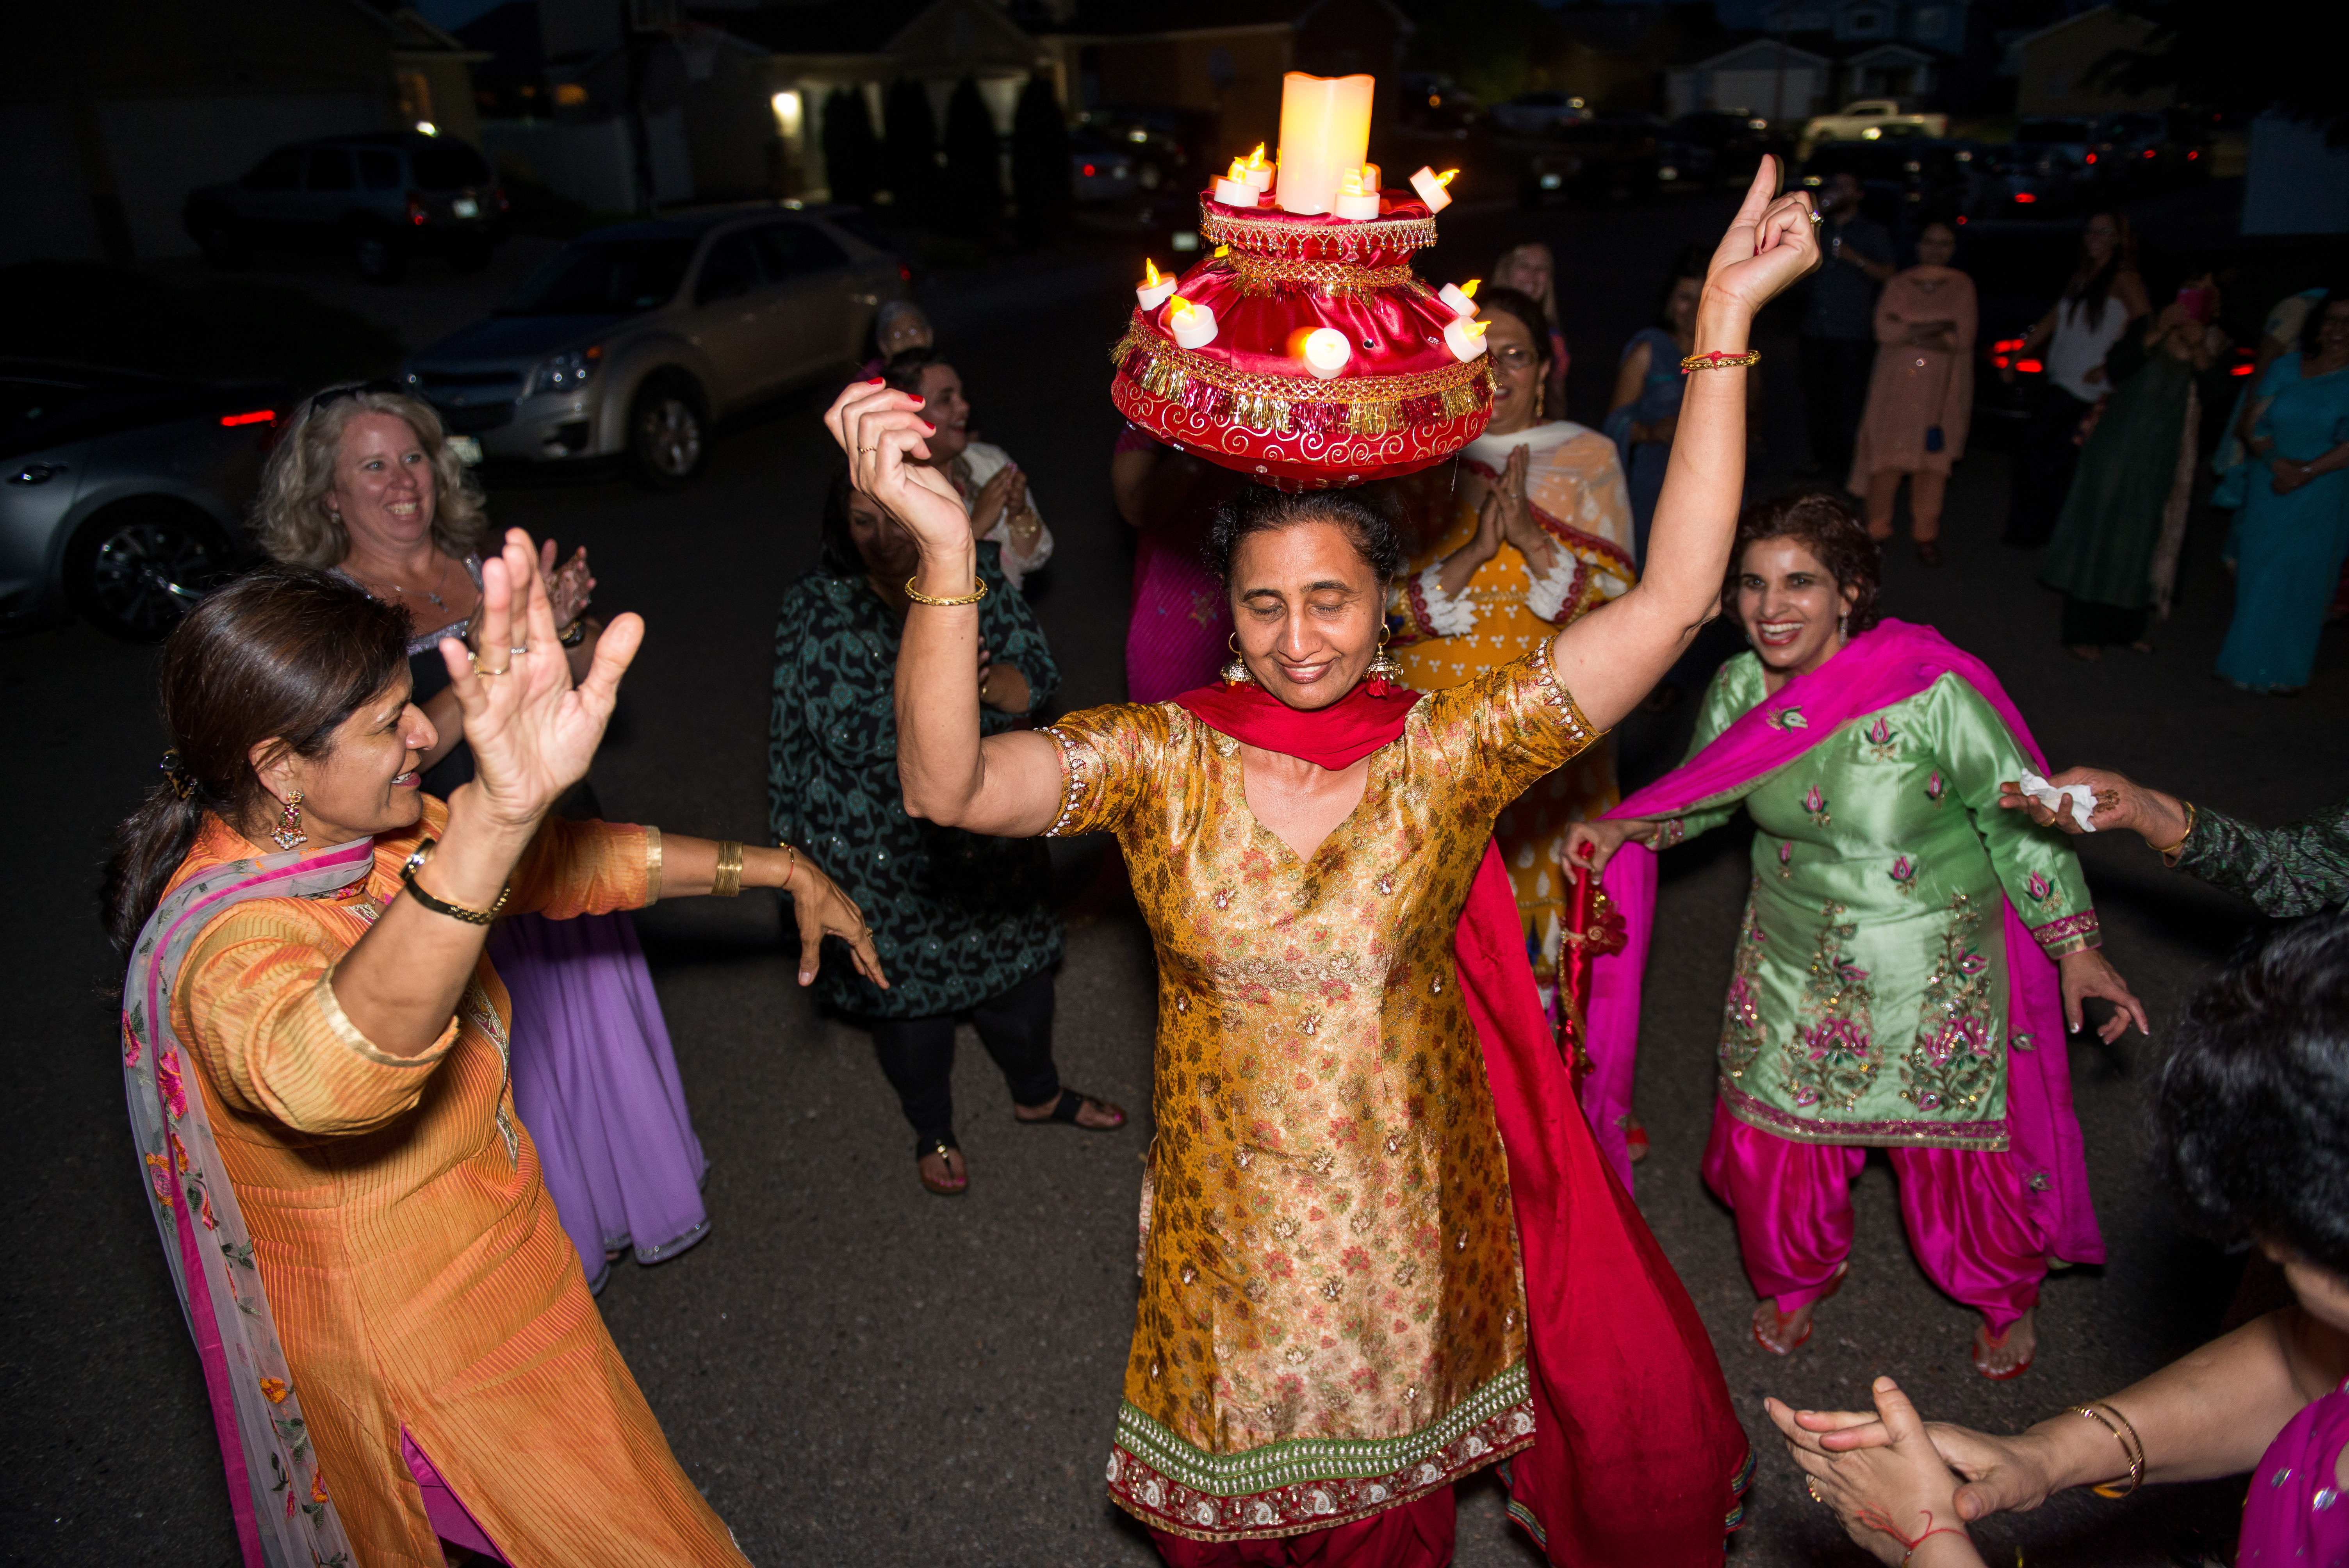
[2030,910,2101,959]
[1040,725,1091,837]
[1410,562,1478,638]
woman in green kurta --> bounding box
[768,472,1124,1195]
[1571,494,2147,1380]
[2040,275,2230,658]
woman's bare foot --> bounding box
[917,1141,968,1195]
[1014,1089,1126,1129]
[1973,1307,2037,1379]
[1752,1297,1818,1355]
[2068,644,2103,663]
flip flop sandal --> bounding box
[1021,1089,1127,1131]
[1972,1321,2035,1381]
[1625,1118,1651,1165]
[1751,1262,1848,1356]
[916,1137,967,1197]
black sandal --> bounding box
[1019,1089,1126,1130]
[916,1137,967,1196]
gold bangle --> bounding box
[2151,800,2196,863]
[2077,1402,2145,1497]
[904,576,988,607]
[397,839,511,926]
[711,839,744,898]
[1679,349,1761,373]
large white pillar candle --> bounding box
[1274,73,1374,216]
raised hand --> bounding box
[1702,156,1822,322]
[542,541,595,627]
[441,528,642,832]
[825,381,971,568]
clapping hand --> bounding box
[971,462,1018,535]
[1486,446,1557,574]
[442,528,642,832]
[540,539,595,628]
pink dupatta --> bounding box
[1575,620,2103,1265]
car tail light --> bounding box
[2232,361,2255,376]
[898,262,912,283]
[1082,163,1097,177]
[2085,152,2096,164]
[2016,358,2043,373]
[2014,192,2037,203]
[2187,149,2199,160]
[2143,148,2156,159]
[406,191,428,226]
[218,408,276,428]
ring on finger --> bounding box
[1805,1477,1824,1504]
[510,645,529,657]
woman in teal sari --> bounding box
[2217,288,2349,694]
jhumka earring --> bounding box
[1837,612,1849,640]
[271,789,308,851]
[1364,624,1403,696]
[1532,381,1545,421]
[1220,633,1253,688]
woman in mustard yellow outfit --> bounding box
[822,160,1823,1565]
[107,540,879,1566]
[1387,286,1638,1008]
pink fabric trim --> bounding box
[175,1174,263,1567]
[401,1429,509,1561]
[1581,620,2103,1264]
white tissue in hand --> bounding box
[2016,770,2096,831]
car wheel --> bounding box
[63,500,241,643]
[348,223,408,285]
[627,377,706,489]
[192,209,247,268]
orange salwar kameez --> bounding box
[164,799,745,1568]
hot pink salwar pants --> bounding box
[1151,1488,1456,1568]
[1700,1102,2048,1333]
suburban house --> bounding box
[8,0,488,264]
[2008,3,2164,116]
[1668,0,2003,120]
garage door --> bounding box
[1712,69,1819,120]
[99,94,385,260]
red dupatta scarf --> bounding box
[1566,620,2103,1267]
[1171,679,1750,1566]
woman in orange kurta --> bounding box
[1848,220,1975,562]
[109,540,880,1568]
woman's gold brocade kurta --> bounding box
[1043,650,1598,1538]
[166,801,745,1568]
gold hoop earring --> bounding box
[1220,632,1253,688]
[1364,623,1403,694]
[271,789,308,851]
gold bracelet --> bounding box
[904,576,988,607]
[2077,1402,2145,1497]
[1679,349,1761,373]
[2151,800,2196,863]
[777,842,799,891]
[397,839,511,926]
[711,839,744,898]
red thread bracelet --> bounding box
[1855,1504,1969,1566]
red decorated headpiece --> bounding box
[1110,79,1492,491]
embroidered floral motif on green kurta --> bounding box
[1667,655,2098,1150]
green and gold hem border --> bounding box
[1720,1078,2009,1151]
[1107,1363,1532,1541]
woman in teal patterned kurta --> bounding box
[1570,494,2146,1379]
[768,472,1124,1194]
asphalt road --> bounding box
[4,188,2342,1568]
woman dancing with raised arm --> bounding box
[829,162,1821,1567]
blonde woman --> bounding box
[252,385,715,1295]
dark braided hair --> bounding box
[1724,489,1884,634]
[100,567,410,951]
[1204,484,1402,586]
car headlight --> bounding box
[532,346,602,396]
[1659,166,1679,180]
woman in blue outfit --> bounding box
[2217,287,2349,695]
[1606,247,1707,567]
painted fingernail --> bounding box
[909,395,924,405]
[922,421,936,432]
[866,377,885,386]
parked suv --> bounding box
[185,133,510,284]
[399,205,905,487]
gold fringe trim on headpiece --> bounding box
[1199,207,1439,259]
[1110,328,1492,437]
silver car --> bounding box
[401,205,906,486]
[1,361,282,640]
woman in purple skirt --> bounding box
[251,384,711,1291]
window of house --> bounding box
[305,149,355,191]
[1913,6,1946,38]
[1848,11,1881,33]
[396,71,434,126]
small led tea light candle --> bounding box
[1166,296,1219,349]
[1332,166,1381,220]
[1242,144,1274,192]
[1213,158,1259,207]
[1136,258,1178,312]
[1300,327,1352,379]
[1443,314,1488,362]
[1437,278,1480,317]
[1409,166,1457,212]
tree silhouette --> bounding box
[821,86,880,208]
[942,76,1002,239]
[882,78,941,215]
[1010,74,1071,248]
